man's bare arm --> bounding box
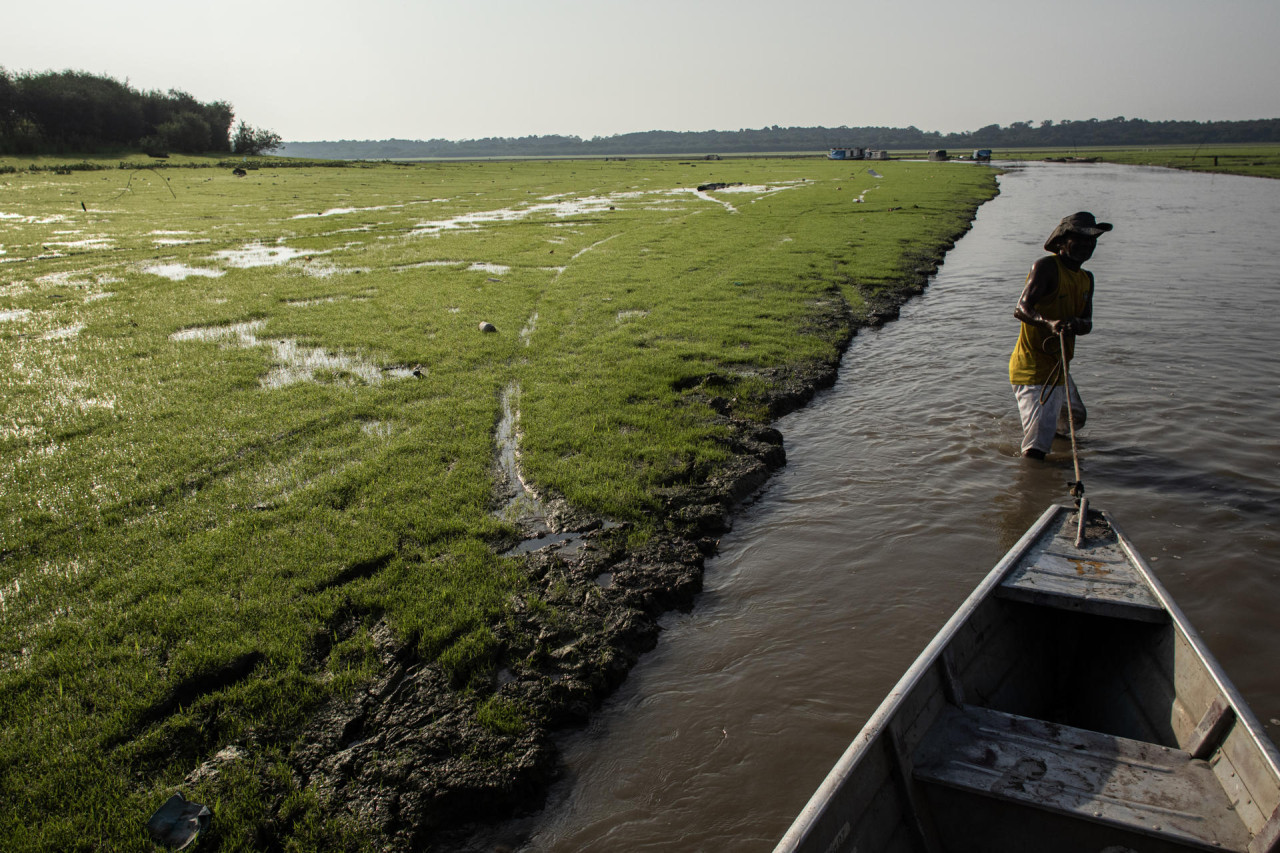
[1013,256,1093,336]
[1014,256,1061,329]
[1074,272,1094,336]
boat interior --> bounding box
[837,509,1280,853]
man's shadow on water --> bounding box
[991,438,1280,552]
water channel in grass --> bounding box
[481,161,1280,852]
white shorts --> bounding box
[1013,378,1086,455]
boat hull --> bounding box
[775,504,1280,853]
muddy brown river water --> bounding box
[481,161,1280,851]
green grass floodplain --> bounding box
[0,154,997,850]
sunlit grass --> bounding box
[0,154,996,849]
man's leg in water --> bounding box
[1014,384,1062,459]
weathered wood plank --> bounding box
[1172,630,1229,740]
[1216,747,1269,835]
[998,516,1168,622]
[939,647,965,707]
[888,723,943,853]
[1217,724,1279,834]
[1189,698,1238,760]
[913,705,1250,851]
[1248,804,1280,853]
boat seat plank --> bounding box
[1249,805,1280,853]
[913,705,1251,851]
[1189,697,1237,760]
[997,518,1168,623]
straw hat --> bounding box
[1044,212,1113,252]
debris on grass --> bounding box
[146,792,211,851]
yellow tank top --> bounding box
[1008,257,1092,385]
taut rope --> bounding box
[1053,330,1088,545]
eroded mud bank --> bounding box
[283,235,966,852]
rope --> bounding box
[1053,330,1088,545]
[1055,332,1085,497]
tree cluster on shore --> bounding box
[0,69,281,156]
[282,116,1280,161]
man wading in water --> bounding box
[1009,212,1112,460]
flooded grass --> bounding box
[141,262,224,280]
[170,320,415,388]
[0,154,996,850]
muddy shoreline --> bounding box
[287,236,967,851]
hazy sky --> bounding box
[6,0,1279,142]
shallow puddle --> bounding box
[142,263,224,281]
[360,420,394,438]
[689,188,740,214]
[503,530,580,556]
[299,260,353,278]
[41,325,85,340]
[285,296,345,307]
[716,183,801,194]
[400,260,467,269]
[36,270,121,289]
[153,237,210,246]
[410,195,627,237]
[290,203,398,220]
[491,381,620,556]
[0,212,68,225]
[211,242,315,268]
[407,183,800,238]
[494,383,540,525]
[46,236,113,251]
[519,312,538,346]
[169,320,412,388]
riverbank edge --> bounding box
[275,201,994,852]
[992,146,1280,180]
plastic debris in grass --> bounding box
[147,792,211,850]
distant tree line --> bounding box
[0,69,281,156]
[280,117,1280,161]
